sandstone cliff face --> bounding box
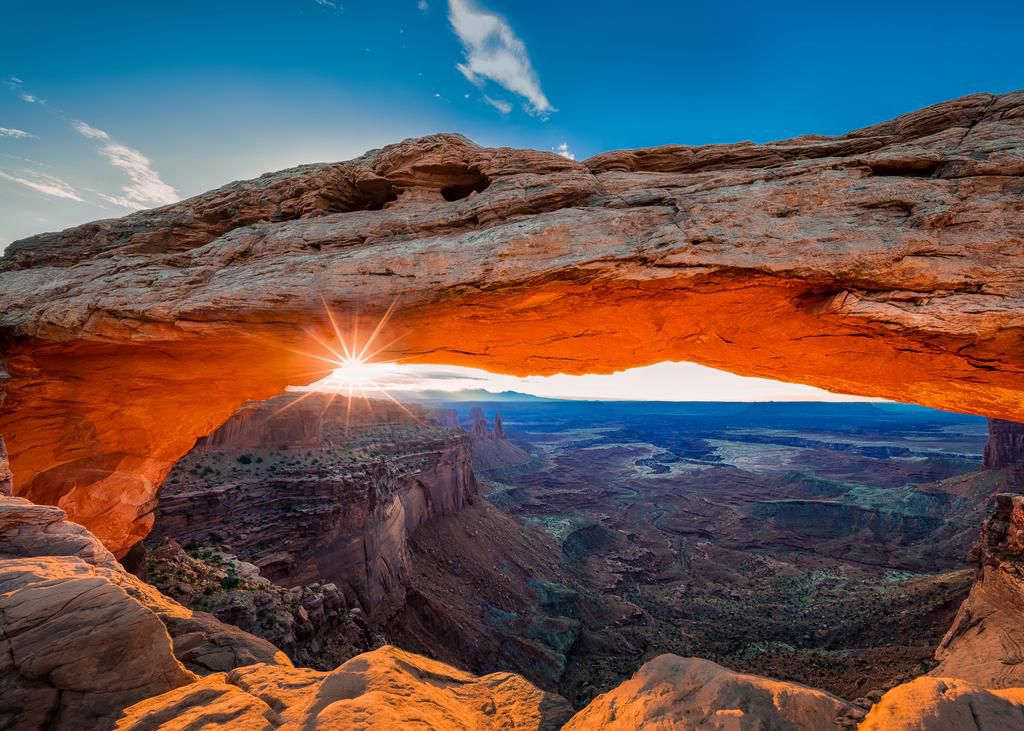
[984,419,1024,472]
[930,492,1024,687]
[0,496,294,729]
[0,496,290,672]
[148,394,478,616]
[1,91,1022,554]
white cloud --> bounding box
[0,128,35,139]
[314,0,340,7]
[5,77,45,105]
[0,170,84,201]
[71,120,109,140]
[553,142,575,160]
[418,0,429,11]
[483,95,512,115]
[447,0,553,116]
[72,120,179,210]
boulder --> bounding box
[562,654,857,730]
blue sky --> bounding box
[2,0,1022,249]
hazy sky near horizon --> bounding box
[2,0,1021,402]
[305,361,884,402]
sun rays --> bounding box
[266,299,422,431]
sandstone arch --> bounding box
[1,91,1022,555]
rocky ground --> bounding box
[466,400,1001,706]
[6,490,1024,729]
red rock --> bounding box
[0,496,291,676]
[930,493,1024,687]
[0,92,1022,554]
[0,436,11,496]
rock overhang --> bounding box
[0,90,1021,554]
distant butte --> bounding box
[1,90,1022,554]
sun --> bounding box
[273,299,418,430]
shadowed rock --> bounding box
[930,492,1024,687]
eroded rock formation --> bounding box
[930,492,1024,687]
[0,496,291,729]
[1,91,1022,554]
[468,408,531,471]
[148,394,477,613]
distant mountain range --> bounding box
[395,389,557,403]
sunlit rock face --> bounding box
[0,496,293,730]
[562,655,860,729]
[116,645,574,731]
[860,677,1024,730]
[1,91,1022,554]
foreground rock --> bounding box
[860,677,1024,730]
[2,91,1023,554]
[930,492,1024,687]
[0,496,290,674]
[562,655,859,729]
[0,556,195,730]
[116,645,573,731]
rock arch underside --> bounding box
[0,91,1022,557]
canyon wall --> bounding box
[147,395,477,616]
[984,419,1024,471]
[0,91,1022,553]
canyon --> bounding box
[1,90,1024,729]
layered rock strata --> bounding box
[930,492,1024,687]
[1,91,1023,553]
[148,395,477,615]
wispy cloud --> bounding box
[5,77,45,105]
[483,95,512,115]
[314,0,341,7]
[0,128,35,139]
[447,0,553,116]
[553,142,575,160]
[0,170,84,201]
[417,0,430,11]
[71,120,179,210]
